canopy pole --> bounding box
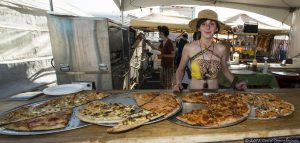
[288,8,296,58]
[49,0,54,11]
[121,11,124,24]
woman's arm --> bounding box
[220,44,247,90]
[173,44,190,92]
[145,40,159,50]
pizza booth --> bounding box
[1,0,300,143]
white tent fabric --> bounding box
[114,0,299,26]
[130,13,192,31]
[223,13,290,34]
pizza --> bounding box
[182,92,208,103]
[133,92,180,117]
[133,92,160,106]
[4,109,72,131]
[76,101,135,124]
[237,92,295,119]
[0,106,37,126]
[0,91,109,126]
[106,109,163,133]
[177,92,250,127]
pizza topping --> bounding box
[133,92,179,116]
[4,109,72,131]
[76,101,136,124]
[177,92,250,127]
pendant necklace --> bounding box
[199,40,214,89]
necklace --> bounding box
[199,40,214,89]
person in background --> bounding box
[146,26,174,89]
[279,42,286,61]
[175,33,189,68]
[173,9,247,92]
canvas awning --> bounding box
[130,13,192,32]
[224,13,289,34]
[114,0,300,26]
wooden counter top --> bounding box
[0,89,300,143]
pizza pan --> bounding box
[93,92,182,127]
[168,102,250,129]
[0,100,90,135]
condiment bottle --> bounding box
[252,59,257,71]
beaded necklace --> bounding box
[199,40,214,89]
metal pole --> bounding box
[121,11,124,24]
[49,0,54,11]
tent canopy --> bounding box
[224,13,289,34]
[114,0,300,26]
[130,13,192,32]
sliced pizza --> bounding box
[182,92,208,103]
[134,92,180,117]
[4,109,72,131]
[76,101,135,124]
[107,109,163,133]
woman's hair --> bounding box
[196,18,220,34]
[193,31,201,41]
[158,26,170,37]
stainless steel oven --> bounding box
[47,14,131,90]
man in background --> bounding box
[175,33,189,68]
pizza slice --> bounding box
[182,92,208,103]
[140,93,180,117]
[176,108,218,127]
[255,108,278,119]
[4,108,72,131]
[0,106,36,125]
[106,109,163,133]
[133,92,159,106]
[76,101,135,124]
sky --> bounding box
[63,0,289,29]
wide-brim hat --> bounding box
[189,9,225,32]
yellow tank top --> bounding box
[190,47,222,80]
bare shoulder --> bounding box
[184,40,198,51]
[215,43,227,55]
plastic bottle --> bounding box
[252,59,257,72]
[263,57,268,74]
[233,52,239,64]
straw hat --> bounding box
[189,9,224,32]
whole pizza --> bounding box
[176,92,251,127]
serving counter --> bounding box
[0,89,300,143]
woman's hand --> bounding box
[235,81,247,90]
[173,84,183,93]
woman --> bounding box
[146,26,174,89]
[173,9,246,92]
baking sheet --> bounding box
[168,102,250,129]
[0,100,90,135]
[94,92,182,127]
